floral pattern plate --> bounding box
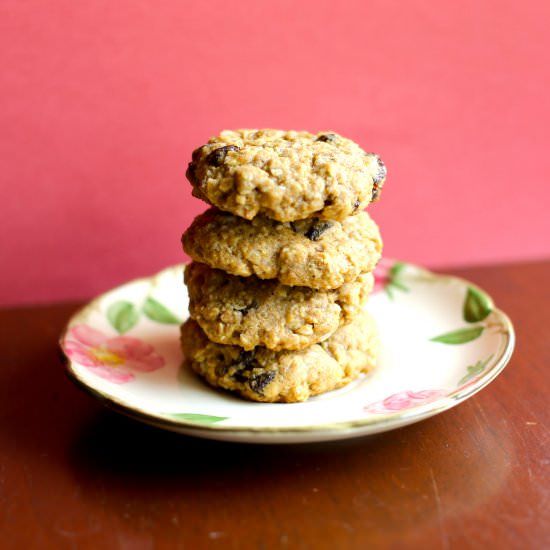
[60,260,515,444]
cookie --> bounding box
[180,310,379,403]
[185,262,374,351]
[182,209,382,290]
[186,129,386,222]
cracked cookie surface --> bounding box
[185,262,374,351]
[186,129,386,222]
[182,209,382,290]
[180,311,380,403]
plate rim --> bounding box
[59,262,516,437]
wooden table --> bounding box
[1,261,549,549]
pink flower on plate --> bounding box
[64,324,165,384]
[363,390,446,414]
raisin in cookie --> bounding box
[180,311,380,403]
[185,262,374,351]
[186,129,386,222]
[182,209,382,290]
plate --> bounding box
[60,260,514,444]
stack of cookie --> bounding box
[180,129,386,403]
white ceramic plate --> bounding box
[60,260,514,444]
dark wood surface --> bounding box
[1,260,549,549]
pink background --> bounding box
[1,1,549,306]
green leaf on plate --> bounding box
[463,287,493,323]
[388,262,410,293]
[457,355,494,386]
[390,279,410,292]
[457,354,493,386]
[389,261,407,278]
[168,413,228,424]
[430,326,484,344]
[107,301,139,334]
[383,262,410,300]
[143,297,181,324]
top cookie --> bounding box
[186,129,386,222]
